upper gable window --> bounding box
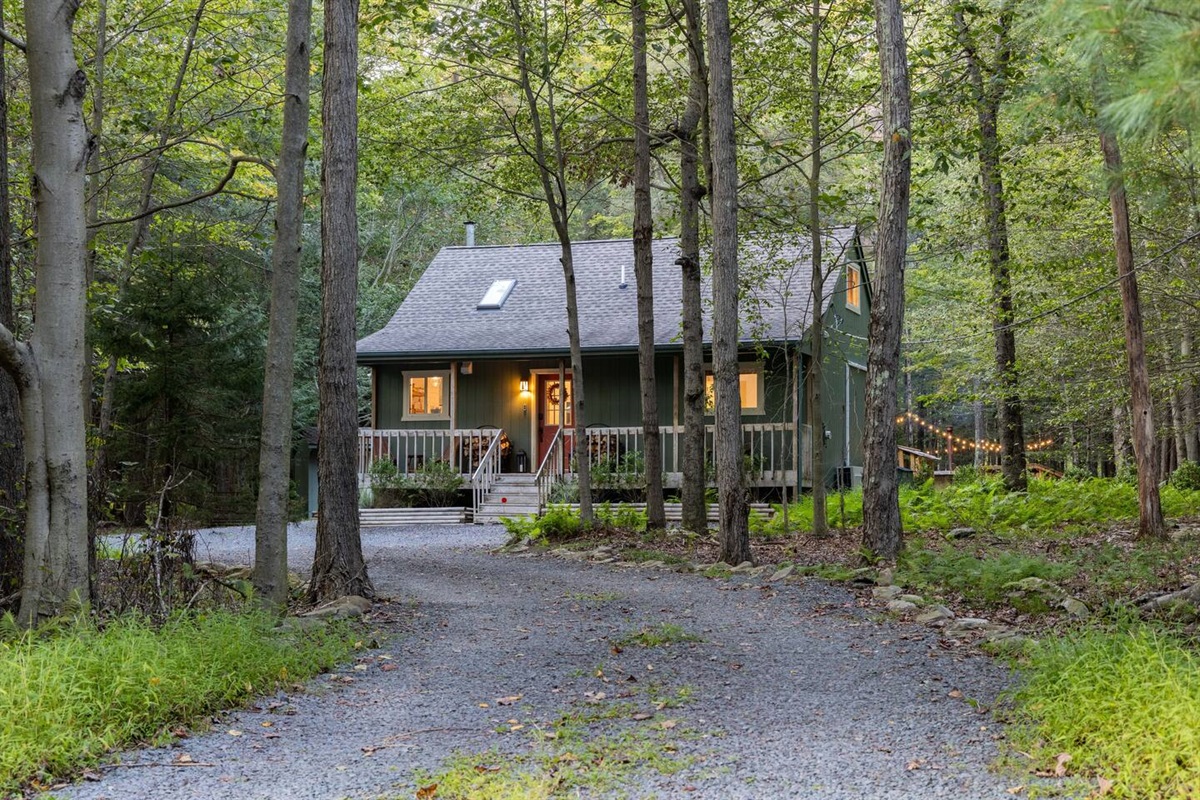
[478,279,517,310]
[845,265,861,313]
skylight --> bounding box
[477,279,517,310]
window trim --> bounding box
[401,369,451,421]
[703,362,766,416]
[845,264,862,314]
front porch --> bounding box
[357,423,812,518]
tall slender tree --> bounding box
[632,0,665,530]
[806,0,829,538]
[707,0,751,564]
[861,0,912,561]
[311,0,373,601]
[256,0,313,608]
[952,3,1027,492]
[674,0,708,534]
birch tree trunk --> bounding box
[632,0,664,529]
[707,0,750,565]
[861,0,912,562]
[310,0,373,600]
[255,0,312,609]
[675,0,707,534]
[1100,131,1165,540]
[19,0,91,623]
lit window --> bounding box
[403,371,449,419]
[845,265,861,313]
[704,366,764,415]
[478,279,517,310]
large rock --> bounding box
[898,594,925,606]
[916,605,954,625]
[872,585,904,601]
[769,565,795,582]
[946,617,994,634]
[886,600,919,615]
[1060,597,1090,619]
[302,595,372,618]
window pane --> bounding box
[739,373,759,410]
[409,377,426,415]
[704,374,715,411]
[846,266,860,309]
[428,376,444,415]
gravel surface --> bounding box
[50,522,1022,799]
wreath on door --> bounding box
[547,382,571,406]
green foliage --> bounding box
[952,465,984,484]
[760,477,1200,538]
[1007,626,1200,798]
[0,611,356,793]
[594,502,648,532]
[501,505,584,545]
[1171,460,1200,492]
[367,459,464,508]
[896,549,1075,606]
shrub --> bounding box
[368,459,464,508]
[0,611,356,793]
[952,464,983,484]
[1171,460,1200,491]
[501,506,584,545]
[1007,627,1200,798]
[896,548,1074,606]
[594,502,648,532]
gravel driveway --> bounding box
[50,522,1020,799]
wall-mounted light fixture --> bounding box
[519,378,530,394]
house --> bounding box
[355,228,870,519]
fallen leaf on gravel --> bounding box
[557,753,578,763]
[478,703,489,708]
[362,745,382,756]
[632,712,653,721]
[474,764,500,773]
[353,664,368,671]
[948,690,963,699]
[176,754,195,764]
[906,758,927,771]
[1055,753,1072,777]
[1006,786,1025,795]
[611,644,623,654]
[1095,777,1114,796]
[416,783,438,799]
[729,663,743,670]
[82,770,102,782]
[380,663,398,672]
[660,720,677,730]
[172,727,189,738]
[509,724,524,732]
[496,695,523,705]
[261,721,274,728]
[227,730,242,737]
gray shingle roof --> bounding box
[356,227,859,360]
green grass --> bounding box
[758,477,1200,538]
[616,623,703,648]
[1006,626,1200,798]
[0,610,357,793]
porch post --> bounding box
[370,366,378,428]
[449,361,458,431]
[673,355,680,426]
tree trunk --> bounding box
[675,0,707,534]
[508,0,592,522]
[1113,402,1128,473]
[0,2,21,606]
[632,0,664,530]
[861,0,912,562]
[1171,392,1187,478]
[18,0,91,623]
[807,0,827,538]
[310,0,373,601]
[706,0,750,565]
[953,8,1027,492]
[973,377,985,468]
[1100,131,1165,541]
[255,0,312,609]
[1183,329,1198,463]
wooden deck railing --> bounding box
[357,428,503,485]
[469,434,504,514]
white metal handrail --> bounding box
[357,428,496,486]
[470,432,505,516]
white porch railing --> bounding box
[535,427,567,509]
[470,434,504,514]
[567,422,811,488]
[357,428,504,485]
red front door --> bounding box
[537,375,572,467]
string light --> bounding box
[895,411,1052,454]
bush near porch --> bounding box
[366,459,465,508]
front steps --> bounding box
[475,475,541,523]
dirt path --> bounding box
[50,524,1020,799]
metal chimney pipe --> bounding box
[465,221,476,247]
